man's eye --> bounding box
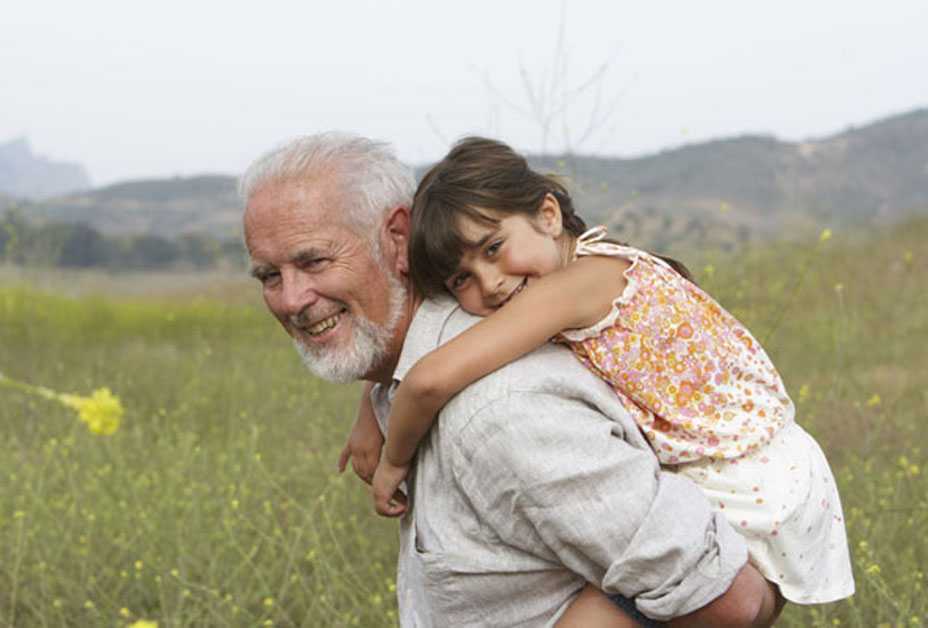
[302,257,330,270]
[257,271,280,286]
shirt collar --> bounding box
[392,296,460,384]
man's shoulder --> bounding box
[448,306,596,380]
[437,306,625,433]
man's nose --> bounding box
[279,270,319,318]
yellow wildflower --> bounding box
[0,373,123,435]
[866,394,881,407]
[60,388,123,435]
[819,228,832,242]
[128,621,158,628]
[798,384,810,403]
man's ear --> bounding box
[382,205,411,275]
[537,193,564,237]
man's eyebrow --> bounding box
[291,247,324,265]
[248,247,327,278]
[249,263,274,279]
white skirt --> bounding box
[672,422,855,604]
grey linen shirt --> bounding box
[370,298,748,627]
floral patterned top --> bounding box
[561,227,794,464]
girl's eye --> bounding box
[486,240,502,256]
[449,273,470,291]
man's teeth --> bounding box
[307,313,340,336]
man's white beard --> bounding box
[293,272,407,384]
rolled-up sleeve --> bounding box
[452,391,748,621]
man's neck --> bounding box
[365,291,424,386]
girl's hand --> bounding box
[337,394,384,485]
[372,459,410,517]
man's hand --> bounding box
[667,563,782,628]
[337,399,384,485]
[372,459,410,517]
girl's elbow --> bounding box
[405,369,445,402]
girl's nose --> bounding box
[477,269,505,304]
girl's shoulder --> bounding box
[572,227,681,297]
[562,227,693,342]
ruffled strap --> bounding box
[574,226,674,272]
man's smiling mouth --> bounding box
[305,308,347,336]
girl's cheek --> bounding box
[456,290,480,314]
[506,250,541,276]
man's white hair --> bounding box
[239,132,416,242]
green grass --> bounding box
[1,218,926,627]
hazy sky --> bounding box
[4,0,927,185]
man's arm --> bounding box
[670,562,778,627]
[452,390,763,624]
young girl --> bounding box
[354,137,853,623]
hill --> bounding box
[15,107,928,250]
[0,138,91,200]
[529,107,928,251]
[24,175,241,239]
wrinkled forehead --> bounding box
[246,174,341,216]
[244,179,362,259]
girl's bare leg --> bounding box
[556,584,641,628]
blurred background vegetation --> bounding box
[1,212,925,626]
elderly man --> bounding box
[241,132,775,627]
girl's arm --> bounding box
[337,381,384,484]
[382,255,629,467]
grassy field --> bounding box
[1,218,926,627]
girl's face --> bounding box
[445,195,569,316]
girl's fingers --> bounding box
[375,496,407,517]
[353,460,373,485]
[336,445,351,472]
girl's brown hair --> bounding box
[409,136,692,298]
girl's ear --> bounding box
[536,193,564,237]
